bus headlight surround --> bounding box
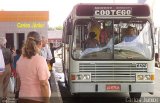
[83,74,90,80]
[71,73,91,81]
[144,75,151,80]
[137,75,144,80]
[136,73,154,81]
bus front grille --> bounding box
[79,63,147,82]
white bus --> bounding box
[62,3,155,98]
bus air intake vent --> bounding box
[79,63,147,82]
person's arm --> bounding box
[55,45,62,50]
[15,57,20,92]
[37,57,51,103]
[15,73,21,92]
[40,80,50,103]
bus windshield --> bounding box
[72,19,153,60]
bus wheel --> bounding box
[72,93,80,98]
[129,92,141,99]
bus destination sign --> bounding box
[94,6,132,16]
[76,5,150,17]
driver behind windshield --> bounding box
[122,26,137,42]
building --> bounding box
[48,30,62,47]
[0,11,49,49]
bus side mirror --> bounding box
[155,53,160,67]
[66,20,72,35]
[58,53,62,59]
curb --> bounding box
[50,71,63,103]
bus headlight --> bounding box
[137,75,144,80]
[144,75,151,80]
[71,73,91,82]
[136,73,154,81]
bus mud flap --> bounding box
[95,84,98,92]
[129,85,131,92]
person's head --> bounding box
[16,49,21,55]
[102,21,112,29]
[23,31,42,59]
[89,32,96,39]
[42,36,48,47]
[50,43,53,48]
[10,46,15,52]
[0,37,7,48]
[126,26,136,36]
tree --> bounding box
[55,26,63,30]
[48,27,54,30]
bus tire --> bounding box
[72,93,80,98]
[129,92,141,99]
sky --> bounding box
[0,0,159,27]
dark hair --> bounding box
[127,26,134,30]
[16,49,21,55]
[89,32,96,39]
[50,43,53,47]
[23,31,41,59]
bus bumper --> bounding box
[70,82,154,93]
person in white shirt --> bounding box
[41,36,53,61]
[0,37,12,102]
[0,48,5,74]
[40,36,53,86]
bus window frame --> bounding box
[71,18,154,61]
[66,18,73,35]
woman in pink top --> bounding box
[16,31,51,103]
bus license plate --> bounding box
[106,85,121,91]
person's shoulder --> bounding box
[34,55,47,65]
[16,55,23,64]
[34,54,46,60]
[41,46,46,50]
[2,47,10,51]
[43,46,51,51]
[2,47,12,54]
[133,35,137,37]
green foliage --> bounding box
[48,27,54,30]
[48,25,63,30]
[55,26,63,30]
